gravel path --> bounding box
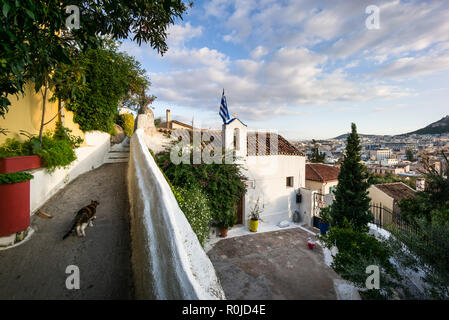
[0,163,134,300]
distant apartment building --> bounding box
[380,158,399,166]
[367,164,409,176]
[370,148,392,161]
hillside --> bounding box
[407,115,449,135]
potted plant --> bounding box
[0,137,43,173]
[217,210,237,238]
[0,172,34,237]
[318,206,331,235]
[249,197,263,232]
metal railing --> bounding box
[370,205,418,234]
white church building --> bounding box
[150,109,309,228]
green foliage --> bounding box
[406,149,415,162]
[389,152,449,298]
[118,113,135,137]
[154,117,162,127]
[63,43,143,133]
[329,123,372,231]
[0,0,190,117]
[0,172,34,185]
[156,148,247,229]
[310,139,326,163]
[175,184,213,247]
[399,152,449,224]
[0,138,32,158]
[322,226,402,299]
[0,123,82,172]
[249,197,263,221]
[367,173,416,190]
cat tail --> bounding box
[62,223,76,240]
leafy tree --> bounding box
[1,0,191,117]
[310,139,326,163]
[121,62,156,114]
[329,123,372,231]
[57,41,148,132]
[406,149,415,162]
[367,172,416,190]
[399,151,449,224]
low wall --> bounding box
[30,131,110,214]
[127,129,225,300]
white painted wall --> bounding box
[244,155,306,226]
[29,131,110,214]
[127,129,225,300]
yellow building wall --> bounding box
[368,185,394,212]
[0,84,85,145]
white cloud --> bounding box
[166,22,203,47]
[250,46,269,60]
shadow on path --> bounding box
[0,163,134,300]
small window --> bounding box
[286,176,294,188]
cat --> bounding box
[63,200,99,239]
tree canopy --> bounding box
[0,0,191,117]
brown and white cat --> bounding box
[63,200,99,239]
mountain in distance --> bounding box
[406,115,449,135]
[332,115,449,139]
[332,133,391,140]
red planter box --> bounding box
[0,155,42,174]
[0,180,31,237]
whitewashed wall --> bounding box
[127,129,225,300]
[30,131,110,214]
[244,155,306,225]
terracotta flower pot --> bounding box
[0,180,31,237]
[0,155,42,174]
[219,228,228,238]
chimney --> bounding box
[166,109,171,123]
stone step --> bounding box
[104,158,129,163]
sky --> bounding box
[119,0,449,140]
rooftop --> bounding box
[374,182,416,202]
[306,163,340,182]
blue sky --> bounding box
[120,0,449,140]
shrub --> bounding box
[0,138,32,158]
[175,184,213,247]
[321,226,402,299]
[0,172,34,185]
[118,113,135,137]
[155,149,247,229]
[0,123,82,173]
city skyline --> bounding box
[120,0,449,140]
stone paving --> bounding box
[0,163,134,300]
[208,228,340,300]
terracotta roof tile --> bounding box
[374,182,416,202]
[306,163,340,182]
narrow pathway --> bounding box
[0,163,134,300]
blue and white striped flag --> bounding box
[219,89,230,123]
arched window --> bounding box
[233,128,240,151]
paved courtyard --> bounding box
[207,228,340,300]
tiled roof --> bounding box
[166,129,304,156]
[247,132,304,156]
[374,182,416,202]
[306,163,340,182]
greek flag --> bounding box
[219,89,230,123]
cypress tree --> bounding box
[330,123,372,231]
